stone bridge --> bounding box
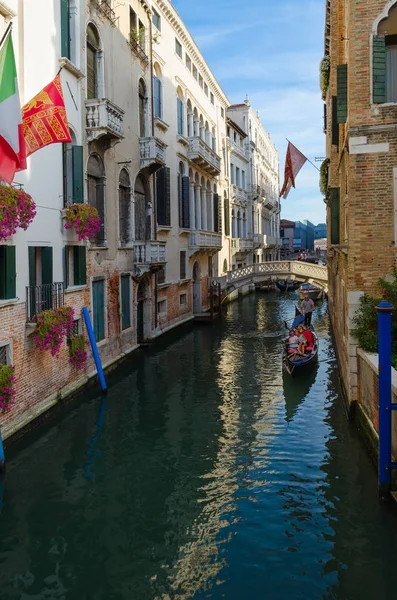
[212,261,328,300]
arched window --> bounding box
[237,210,241,238]
[377,4,397,103]
[199,115,204,140]
[187,100,193,137]
[177,87,184,135]
[224,192,230,236]
[223,259,228,274]
[243,211,247,238]
[139,79,147,137]
[119,169,132,246]
[193,107,199,136]
[153,64,162,119]
[135,174,151,241]
[211,127,216,152]
[87,154,106,246]
[232,209,236,238]
[87,24,100,99]
[178,161,185,227]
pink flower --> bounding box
[64,204,101,241]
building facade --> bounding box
[323,0,397,404]
[0,0,280,439]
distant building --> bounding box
[314,223,326,239]
[280,219,315,251]
[314,238,327,253]
[280,219,295,252]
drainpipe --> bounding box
[148,12,158,328]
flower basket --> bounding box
[0,186,36,241]
[69,334,88,371]
[34,306,75,357]
[320,159,329,196]
[320,56,330,99]
[63,204,101,241]
[0,364,16,412]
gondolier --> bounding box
[301,296,314,326]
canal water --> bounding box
[1,292,397,600]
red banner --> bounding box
[22,75,71,157]
[280,142,307,199]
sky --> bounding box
[172,0,326,225]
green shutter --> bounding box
[213,193,219,233]
[156,167,171,227]
[28,247,36,286]
[41,247,53,285]
[64,246,70,288]
[182,176,190,228]
[332,96,339,146]
[73,246,86,285]
[121,275,131,330]
[373,36,386,104]
[60,0,70,59]
[330,188,340,245]
[72,146,84,203]
[337,64,348,124]
[0,246,16,300]
[92,280,105,341]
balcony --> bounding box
[249,184,260,199]
[253,233,265,248]
[188,137,221,176]
[26,283,64,322]
[231,238,254,255]
[231,185,248,207]
[134,241,167,275]
[140,137,167,172]
[86,98,124,144]
[189,230,222,256]
[264,235,283,248]
[92,0,115,22]
[228,138,249,162]
[128,37,149,66]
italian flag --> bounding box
[0,30,26,184]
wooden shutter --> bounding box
[153,77,162,118]
[177,98,184,135]
[337,64,348,123]
[331,96,338,146]
[72,146,84,203]
[92,280,105,341]
[120,274,131,330]
[182,176,190,228]
[224,196,230,236]
[156,167,170,226]
[41,247,53,285]
[0,246,16,300]
[95,181,106,246]
[64,246,70,288]
[73,246,86,285]
[323,103,327,133]
[87,45,96,100]
[213,193,219,233]
[28,247,36,286]
[60,0,70,59]
[373,36,386,104]
[180,251,186,280]
[330,188,340,245]
[164,167,171,226]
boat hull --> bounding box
[298,287,323,300]
[276,280,299,292]
[283,327,319,376]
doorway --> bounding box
[193,261,201,314]
[137,278,149,343]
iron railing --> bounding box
[26,282,64,322]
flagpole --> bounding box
[286,139,320,172]
[0,22,12,51]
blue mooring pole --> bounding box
[82,307,107,393]
[0,430,5,475]
[376,291,394,496]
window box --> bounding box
[154,116,170,132]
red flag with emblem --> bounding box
[21,74,71,159]
[280,141,307,199]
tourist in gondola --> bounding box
[287,330,299,352]
[301,295,315,326]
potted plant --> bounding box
[0,185,36,241]
[0,364,16,412]
[69,334,88,370]
[320,56,330,99]
[34,306,75,357]
[63,204,101,241]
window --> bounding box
[153,71,162,119]
[186,54,192,70]
[119,169,132,246]
[61,0,71,60]
[120,274,131,330]
[210,92,214,105]
[87,154,106,246]
[178,163,190,229]
[193,65,198,80]
[386,36,397,103]
[221,107,225,119]
[374,7,397,103]
[230,163,235,184]
[156,166,171,226]
[157,299,167,315]
[64,246,86,287]
[179,293,187,306]
[242,170,246,190]
[175,38,182,58]
[87,24,100,99]
[224,193,230,236]
[92,279,105,342]
[180,250,187,280]
[0,343,11,366]
[236,168,241,187]
[157,266,166,285]
[63,132,83,207]
[336,64,348,124]
[152,9,161,31]
[0,245,16,300]
[135,175,150,241]
[27,247,56,320]
[329,188,340,245]
[199,74,203,89]
[139,79,147,137]
[204,83,208,96]
[177,95,184,135]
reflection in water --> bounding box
[1,293,397,599]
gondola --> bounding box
[282,308,319,376]
[276,279,300,292]
[298,283,323,301]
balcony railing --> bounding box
[264,235,283,248]
[128,36,149,65]
[231,185,248,206]
[26,282,64,322]
[231,238,254,254]
[92,0,115,22]
[134,241,167,266]
[228,138,249,161]
[253,233,265,247]
[249,184,261,199]
[86,98,124,143]
[188,137,221,175]
[140,137,167,171]
[189,230,222,255]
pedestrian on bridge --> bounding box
[301,296,315,326]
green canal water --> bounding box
[1,293,397,600]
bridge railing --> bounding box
[223,261,327,287]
